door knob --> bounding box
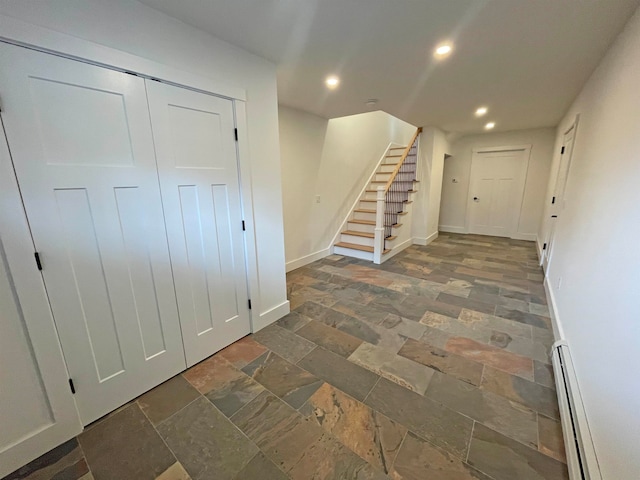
[473,197,479,201]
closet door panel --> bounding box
[146,80,251,366]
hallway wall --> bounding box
[279,107,416,270]
[440,128,555,240]
[540,6,640,479]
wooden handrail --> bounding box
[383,127,422,192]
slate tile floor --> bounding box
[5,233,568,480]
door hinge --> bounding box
[234,128,238,142]
[551,196,556,204]
[34,252,43,271]
[242,220,246,231]
[543,243,547,250]
[561,146,565,154]
[248,299,252,310]
[69,379,76,394]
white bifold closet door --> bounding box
[0,42,251,426]
[0,43,188,426]
[146,81,251,367]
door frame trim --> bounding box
[0,15,267,331]
[541,114,580,270]
[464,144,532,237]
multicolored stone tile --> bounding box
[138,374,200,425]
[398,338,484,386]
[425,372,538,448]
[202,361,265,417]
[242,351,322,408]
[467,423,569,480]
[300,383,406,474]
[79,404,175,480]
[216,336,268,368]
[297,346,379,401]
[158,397,258,480]
[348,342,435,394]
[156,462,191,480]
[2,439,89,480]
[481,366,559,419]
[538,415,567,463]
[389,432,493,480]
[295,319,363,357]
[365,378,474,458]
[444,336,534,380]
[250,324,316,363]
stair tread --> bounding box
[349,219,375,225]
[335,242,390,254]
[354,209,376,213]
[360,199,376,202]
[342,230,374,238]
[386,155,402,158]
[386,235,398,241]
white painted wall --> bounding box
[278,107,416,269]
[279,106,329,266]
[0,0,288,325]
[540,7,640,478]
[440,128,555,239]
[412,127,450,244]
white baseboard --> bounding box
[252,300,290,332]
[413,231,438,246]
[543,276,564,341]
[511,232,537,241]
[285,248,331,272]
[380,237,413,263]
[438,225,466,234]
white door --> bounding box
[146,81,251,367]
[0,43,186,425]
[467,148,529,237]
[0,121,82,478]
[543,127,576,271]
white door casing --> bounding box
[0,43,186,425]
[146,80,251,367]
[542,121,578,272]
[466,146,531,238]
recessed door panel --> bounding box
[146,81,250,366]
[0,43,185,425]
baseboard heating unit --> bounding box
[551,341,603,480]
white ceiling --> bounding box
[138,0,639,133]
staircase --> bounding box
[334,128,421,262]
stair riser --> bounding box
[378,164,397,173]
[353,211,377,222]
[340,234,374,246]
[333,246,373,261]
[347,222,375,234]
[374,172,393,181]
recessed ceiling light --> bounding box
[326,76,340,89]
[365,99,378,108]
[475,107,488,117]
[485,122,496,130]
[434,43,453,57]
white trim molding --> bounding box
[285,248,331,272]
[438,225,467,234]
[413,231,439,246]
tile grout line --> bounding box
[466,420,476,463]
